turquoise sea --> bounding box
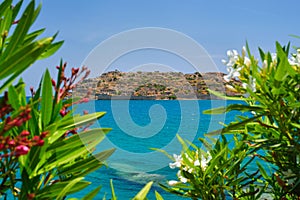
[73,100,251,199]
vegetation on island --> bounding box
[77,70,241,100]
[0,0,299,199]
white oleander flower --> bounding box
[282,169,297,185]
[242,46,247,56]
[289,49,300,67]
[242,76,256,92]
[262,60,268,69]
[222,49,239,67]
[184,153,193,163]
[169,154,182,169]
[244,56,251,67]
[223,66,242,82]
[194,159,200,167]
[183,166,194,173]
[177,171,188,183]
[200,152,212,170]
[271,53,277,62]
[168,180,179,186]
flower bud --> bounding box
[15,145,29,155]
[36,140,44,146]
[8,140,16,147]
[32,136,40,142]
[72,68,79,75]
[41,131,48,138]
[51,79,56,87]
[21,130,30,137]
[60,108,66,117]
[27,193,35,200]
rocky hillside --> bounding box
[74,70,241,100]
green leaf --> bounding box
[50,100,62,123]
[57,177,84,200]
[176,134,189,152]
[258,47,265,61]
[110,179,117,200]
[203,106,226,114]
[204,104,265,115]
[150,148,174,161]
[11,0,23,21]
[23,28,45,44]
[274,42,289,81]
[291,123,300,129]
[31,2,42,26]
[2,0,34,59]
[82,186,102,200]
[34,129,111,176]
[0,37,53,92]
[0,0,12,16]
[132,181,153,200]
[289,34,300,39]
[8,85,20,110]
[205,115,263,136]
[48,128,111,151]
[39,40,64,59]
[58,112,106,129]
[0,5,12,37]
[207,89,244,100]
[41,69,53,127]
[257,162,269,180]
[36,180,90,199]
[58,148,115,177]
[155,191,164,200]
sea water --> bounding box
[71,100,256,199]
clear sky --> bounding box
[22,0,300,88]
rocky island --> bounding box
[74,70,240,100]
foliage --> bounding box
[106,180,164,200]
[159,135,262,199]
[0,0,114,199]
[160,41,300,199]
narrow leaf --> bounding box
[8,85,20,110]
[110,179,117,200]
[82,186,102,200]
[0,0,12,16]
[39,40,64,59]
[2,0,34,58]
[41,69,53,127]
[57,177,84,200]
[132,181,153,200]
[155,191,164,200]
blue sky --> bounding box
[22,0,300,87]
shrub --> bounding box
[0,1,114,199]
[161,42,300,199]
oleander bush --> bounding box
[0,1,115,199]
[161,42,300,199]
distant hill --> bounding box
[73,70,241,100]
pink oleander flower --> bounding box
[15,145,29,156]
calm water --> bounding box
[72,100,251,199]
